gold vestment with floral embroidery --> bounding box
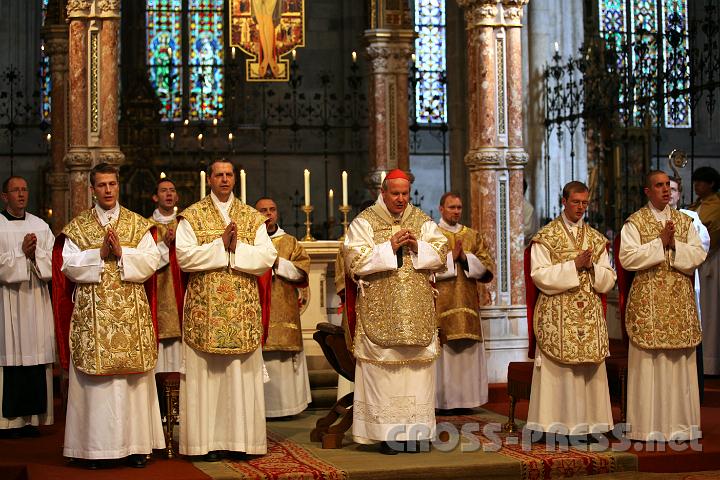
[150,219,181,340]
[353,204,447,348]
[533,217,609,364]
[436,226,494,342]
[180,196,266,355]
[264,233,310,352]
[625,207,701,349]
[63,208,157,375]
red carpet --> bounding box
[483,378,720,474]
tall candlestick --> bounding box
[240,169,247,204]
[200,171,206,199]
[341,171,348,206]
[328,189,334,219]
[303,169,310,206]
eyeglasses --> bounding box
[6,188,28,194]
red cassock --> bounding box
[51,228,159,372]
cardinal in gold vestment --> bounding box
[343,170,447,454]
[434,192,494,411]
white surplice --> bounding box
[62,204,165,459]
[263,227,312,418]
[176,192,276,455]
[344,197,446,443]
[0,212,55,429]
[152,208,183,373]
[434,220,489,410]
[619,202,707,441]
[526,213,616,435]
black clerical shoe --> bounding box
[379,441,400,455]
[203,451,223,462]
[127,454,147,468]
[226,451,248,461]
[20,425,41,437]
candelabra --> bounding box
[301,205,315,241]
[338,204,351,239]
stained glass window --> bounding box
[40,0,51,123]
[413,0,447,124]
[188,0,224,120]
[146,0,224,121]
[598,0,690,128]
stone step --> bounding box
[309,386,338,410]
[309,368,338,389]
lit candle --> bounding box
[169,132,175,141]
[173,206,178,215]
[351,51,357,63]
[200,171,206,199]
[160,171,167,179]
[184,118,189,126]
[292,49,297,61]
[231,46,236,60]
[328,189,334,219]
[197,133,203,143]
[228,132,233,142]
[342,171,348,206]
[303,169,311,206]
[411,53,416,63]
[380,170,386,184]
[212,118,218,127]
[554,41,559,53]
[240,169,247,204]
[46,133,52,144]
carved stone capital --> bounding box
[96,0,121,17]
[458,0,499,26]
[366,41,414,75]
[506,149,529,166]
[47,172,70,191]
[64,149,93,171]
[67,0,120,19]
[66,0,92,18]
[95,149,125,168]
[502,0,528,26]
[465,149,503,170]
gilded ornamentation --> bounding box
[63,208,157,375]
[151,220,181,340]
[532,217,610,364]
[264,234,311,352]
[351,205,447,348]
[625,207,701,350]
[180,196,267,355]
[90,30,99,133]
[496,36,506,135]
[436,226,495,341]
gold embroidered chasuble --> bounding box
[180,196,267,355]
[625,207,701,350]
[690,192,720,252]
[435,226,494,342]
[150,218,181,340]
[264,232,310,352]
[532,217,609,364]
[350,204,448,348]
[62,208,157,375]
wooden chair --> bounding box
[310,322,355,449]
[155,372,181,458]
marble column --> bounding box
[364,3,414,194]
[44,20,70,234]
[458,0,530,381]
[65,0,124,217]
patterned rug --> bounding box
[195,430,348,480]
[440,413,621,479]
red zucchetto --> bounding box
[385,169,410,181]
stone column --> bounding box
[43,19,70,233]
[364,3,413,194]
[65,0,124,217]
[458,0,530,381]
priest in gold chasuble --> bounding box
[255,197,312,418]
[620,170,707,442]
[56,163,164,466]
[149,178,184,373]
[526,181,616,438]
[343,169,448,453]
[434,192,494,411]
[175,159,277,459]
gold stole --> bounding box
[354,204,447,348]
[532,217,609,364]
[264,233,310,352]
[435,226,494,342]
[62,208,157,375]
[151,219,181,340]
[625,207,701,349]
[180,196,266,355]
